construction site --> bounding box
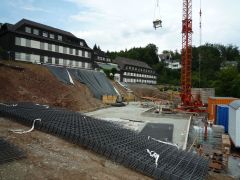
[0,0,240,180]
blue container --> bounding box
[216,105,229,133]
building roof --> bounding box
[96,62,119,71]
[113,57,152,70]
[14,19,76,38]
[229,100,240,110]
[221,61,238,67]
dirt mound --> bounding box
[127,84,162,99]
[127,84,181,103]
[0,61,105,112]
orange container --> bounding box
[208,97,238,123]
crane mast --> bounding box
[181,0,193,106]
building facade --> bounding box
[93,45,111,63]
[0,19,93,69]
[113,57,157,85]
[158,53,181,70]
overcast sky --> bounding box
[0,0,239,53]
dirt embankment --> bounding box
[127,84,165,99]
[0,61,105,112]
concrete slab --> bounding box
[140,123,174,142]
[85,102,191,150]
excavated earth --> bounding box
[0,61,105,112]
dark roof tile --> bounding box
[14,19,76,38]
[113,57,152,69]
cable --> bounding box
[199,0,202,88]
[9,119,41,134]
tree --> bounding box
[93,44,97,50]
[212,67,239,97]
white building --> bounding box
[229,100,240,147]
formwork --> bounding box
[208,97,237,123]
[0,102,209,180]
[102,95,117,104]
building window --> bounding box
[66,47,69,54]
[85,51,88,58]
[42,31,48,37]
[75,49,79,56]
[55,45,59,53]
[59,46,63,53]
[79,61,82,68]
[15,37,21,46]
[49,33,54,39]
[68,60,73,66]
[82,62,85,68]
[48,44,52,51]
[59,58,63,65]
[57,35,62,41]
[26,39,31,47]
[63,47,67,54]
[15,52,21,60]
[31,40,40,49]
[33,29,39,35]
[26,54,30,61]
[31,54,40,63]
[25,26,31,33]
[40,56,44,63]
[80,41,84,46]
[47,57,52,64]
[69,48,73,54]
[55,58,59,65]
[40,42,44,50]
[52,44,56,52]
[75,61,79,67]
[63,59,67,66]
[79,50,82,56]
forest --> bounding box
[108,43,240,97]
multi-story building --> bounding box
[158,53,181,70]
[113,57,157,85]
[0,19,93,69]
[93,45,111,63]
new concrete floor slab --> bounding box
[85,102,191,149]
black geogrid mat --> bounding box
[0,103,209,179]
[0,138,26,164]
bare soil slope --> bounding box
[0,61,104,112]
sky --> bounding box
[0,0,240,53]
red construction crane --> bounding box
[153,0,204,111]
[180,0,204,111]
[181,0,193,107]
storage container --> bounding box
[216,105,229,133]
[208,97,237,123]
[228,100,240,147]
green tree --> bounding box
[212,67,239,97]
